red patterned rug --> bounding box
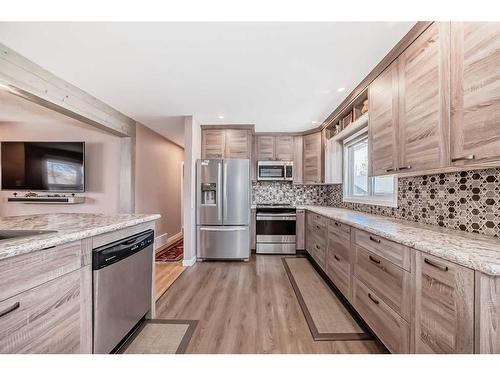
[156,239,183,262]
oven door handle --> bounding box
[256,213,296,217]
[256,216,296,221]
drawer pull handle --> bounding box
[334,222,340,227]
[315,245,320,250]
[369,255,381,264]
[451,154,475,163]
[334,255,340,262]
[398,165,412,171]
[0,302,20,318]
[368,293,380,305]
[424,258,449,272]
[316,225,321,230]
[369,236,381,244]
[385,168,397,173]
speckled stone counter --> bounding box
[0,213,161,261]
[300,206,500,276]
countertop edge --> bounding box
[0,214,161,262]
[300,206,500,276]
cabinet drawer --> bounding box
[310,213,328,229]
[354,246,411,321]
[328,219,350,241]
[311,237,326,269]
[0,240,84,302]
[0,267,91,353]
[326,250,350,298]
[354,229,410,271]
[353,278,410,354]
[327,228,351,275]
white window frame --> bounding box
[342,128,398,208]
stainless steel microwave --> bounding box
[257,161,293,181]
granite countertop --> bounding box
[0,213,161,261]
[300,206,500,276]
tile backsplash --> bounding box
[252,168,500,238]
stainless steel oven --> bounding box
[256,206,296,254]
[257,161,293,181]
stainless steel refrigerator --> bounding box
[196,159,250,260]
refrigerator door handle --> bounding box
[223,161,228,222]
[199,227,247,232]
[217,162,222,222]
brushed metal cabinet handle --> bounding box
[0,302,20,318]
[424,258,449,272]
[385,168,398,173]
[368,293,380,305]
[398,165,412,170]
[334,222,340,227]
[369,235,381,244]
[451,154,475,162]
[369,255,381,264]
[334,255,341,262]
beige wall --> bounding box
[0,121,121,216]
[135,123,184,241]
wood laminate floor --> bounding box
[155,255,388,354]
[155,261,185,301]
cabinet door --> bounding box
[398,22,450,172]
[302,132,322,183]
[292,135,303,183]
[296,209,305,250]
[0,266,92,354]
[275,136,294,161]
[414,252,474,353]
[368,61,399,176]
[202,129,225,159]
[256,136,275,160]
[451,22,500,166]
[225,129,251,159]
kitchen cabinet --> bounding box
[326,220,352,299]
[302,132,323,183]
[293,135,303,184]
[305,211,327,269]
[275,136,294,161]
[369,22,450,176]
[414,252,474,353]
[201,129,226,159]
[256,136,275,160]
[255,135,294,161]
[368,61,399,176]
[296,209,305,250]
[201,128,251,159]
[250,208,256,250]
[225,129,252,159]
[398,22,450,172]
[450,22,500,166]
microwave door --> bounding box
[259,165,285,180]
[197,159,223,225]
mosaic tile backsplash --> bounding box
[252,168,500,238]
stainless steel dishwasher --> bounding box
[92,229,154,354]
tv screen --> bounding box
[1,142,85,192]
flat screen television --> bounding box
[0,141,85,192]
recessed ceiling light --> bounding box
[218,115,225,119]
[337,87,346,92]
[311,121,320,124]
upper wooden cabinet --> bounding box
[256,136,275,160]
[450,22,500,166]
[201,128,251,159]
[368,61,399,176]
[225,129,251,159]
[255,135,294,161]
[369,23,450,176]
[275,136,294,160]
[414,252,474,353]
[398,22,450,172]
[302,132,323,184]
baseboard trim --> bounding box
[155,231,183,253]
[182,256,196,267]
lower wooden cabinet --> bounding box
[296,209,305,250]
[414,252,474,353]
[353,278,410,353]
[0,266,92,354]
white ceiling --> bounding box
[0,22,415,146]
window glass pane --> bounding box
[352,139,368,196]
[373,175,394,196]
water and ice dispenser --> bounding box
[200,183,217,205]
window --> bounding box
[343,130,397,207]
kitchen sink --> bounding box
[0,230,57,241]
